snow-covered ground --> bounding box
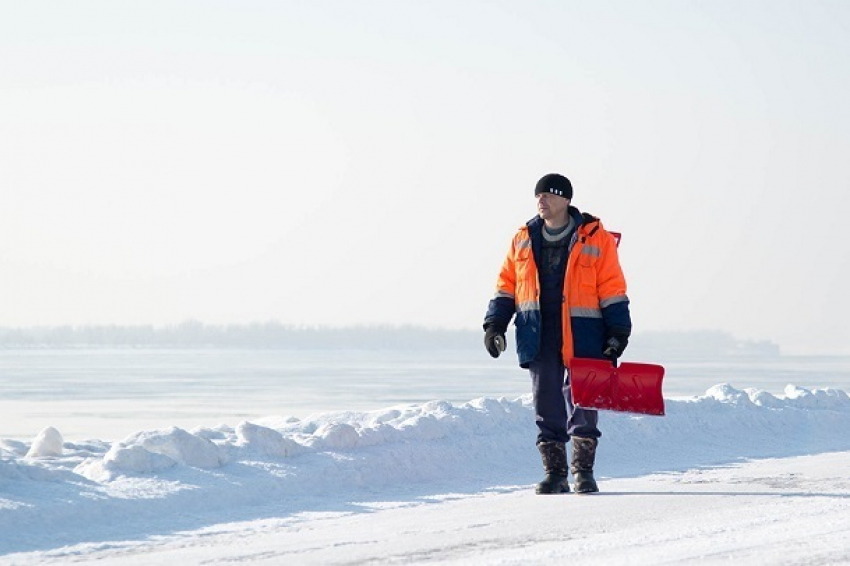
[2,383,850,564]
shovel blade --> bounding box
[568,358,666,416]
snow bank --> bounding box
[2,384,850,556]
[76,427,228,481]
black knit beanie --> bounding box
[535,173,573,199]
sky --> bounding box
[2,382,850,563]
[1,1,849,355]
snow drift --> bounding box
[1,383,850,557]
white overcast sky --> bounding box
[1,1,849,355]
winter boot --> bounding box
[571,436,599,494]
[535,441,570,494]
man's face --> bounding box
[536,192,570,222]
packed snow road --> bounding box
[8,451,849,565]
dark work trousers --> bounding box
[529,341,601,445]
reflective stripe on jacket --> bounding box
[485,208,631,368]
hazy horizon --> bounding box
[0,322,789,358]
[2,2,848,356]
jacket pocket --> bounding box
[515,311,540,364]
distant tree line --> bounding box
[0,321,481,350]
[0,322,780,356]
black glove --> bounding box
[484,323,507,358]
[602,334,628,361]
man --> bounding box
[483,173,631,494]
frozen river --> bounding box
[2,348,849,441]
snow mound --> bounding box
[783,384,850,408]
[703,383,850,408]
[25,427,64,458]
[235,421,304,457]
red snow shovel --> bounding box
[568,358,666,416]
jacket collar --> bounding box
[526,205,586,233]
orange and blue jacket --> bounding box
[484,207,631,368]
